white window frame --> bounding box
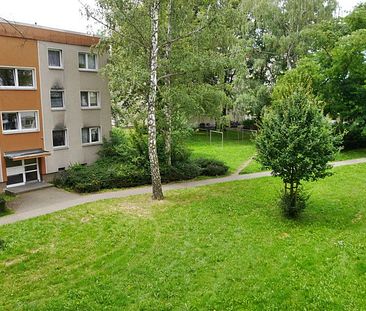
[50,89,65,110]
[80,90,101,109]
[1,110,39,134]
[5,158,40,188]
[48,49,63,69]
[0,66,36,90]
[81,126,102,146]
[78,52,98,71]
[52,128,69,150]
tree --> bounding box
[256,90,341,218]
[274,4,366,148]
[148,0,164,200]
[232,0,337,119]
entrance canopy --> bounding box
[4,149,51,161]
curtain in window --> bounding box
[80,92,89,107]
[90,128,99,142]
[88,54,96,69]
[82,128,90,143]
[48,50,61,67]
[89,92,98,106]
[51,91,64,108]
[20,112,37,129]
[79,53,86,69]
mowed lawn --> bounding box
[241,147,366,174]
[1,165,366,310]
[187,130,256,173]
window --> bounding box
[0,67,35,88]
[80,91,100,108]
[82,127,101,144]
[48,49,62,68]
[52,129,67,148]
[2,111,38,133]
[50,90,64,109]
[78,53,97,70]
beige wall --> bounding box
[38,41,111,174]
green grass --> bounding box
[187,130,256,173]
[1,164,366,310]
[336,148,366,161]
[241,148,366,174]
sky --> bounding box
[0,0,364,34]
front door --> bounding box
[5,158,40,187]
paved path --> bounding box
[1,157,366,226]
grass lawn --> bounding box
[241,148,366,174]
[1,164,366,310]
[187,130,256,173]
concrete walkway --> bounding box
[1,157,366,226]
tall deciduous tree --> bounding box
[89,0,232,199]
[274,4,366,148]
[233,0,337,119]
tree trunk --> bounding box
[148,0,164,200]
[164,0,173,166]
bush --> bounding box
[193,158,229,176]
[0,195,6,212]
[242,119,257,130]
[54,127,229,193]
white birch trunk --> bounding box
[164,0,173,166]
[148,0,164,200]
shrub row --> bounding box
[54,158,228,193]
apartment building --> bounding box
[0,22,111,190]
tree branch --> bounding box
[0,17,26,39]
[79,1,148,50]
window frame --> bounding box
[48,48,63,70]
[78,52,98,71]
[50,89,65,110]
[80,90,101,109]
[1,110,39,134]
[52,128,68,150]
[81,126,102,146]
[0,66,36,90]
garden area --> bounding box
[53,128,257,193]
[0,164,365,309]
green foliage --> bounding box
[274,5,366,148]
[256,90,341,217]
[232,0,337,118]
[0,195,6,213]
[55,128,228,193]
[193,158,229,176]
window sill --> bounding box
[79,68,99,72]
[82,142,102,147]
[53,146,69,151]
[48,66,64,70]
[81,107,101,110]
[0,86,36,91]
[51,108,66,111]
[2,129,40,135]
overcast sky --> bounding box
[0,0,364,34]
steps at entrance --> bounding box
[5,182,54,195]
